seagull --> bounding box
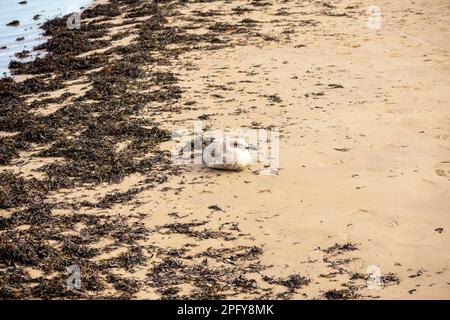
[202,137,256,171]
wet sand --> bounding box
[0,0,449,299]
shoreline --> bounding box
[1,0,450,300]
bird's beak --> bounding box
[247,144,258,150]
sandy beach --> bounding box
[1,0,449,299]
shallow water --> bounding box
[0,0,92,75]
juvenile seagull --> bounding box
[202,137,255,171]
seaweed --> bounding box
[158,222,233,240]
[108,274,140,294]
[81,187,144,209]
[0,138,22,165]
[104,247,146,271]
[0,172,47,209]
[6,20,20,27]
[0,232,60,267]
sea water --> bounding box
[0,0,93,76]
